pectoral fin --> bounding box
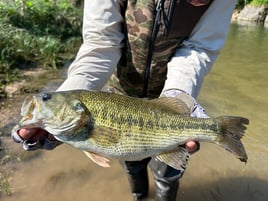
[83,151,111,168]
[156,147,190,171]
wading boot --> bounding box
[122,158,151,201]
[150,157,184,201]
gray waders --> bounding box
[122,157,184,201]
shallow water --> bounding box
[2,22,268,201]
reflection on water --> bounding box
[2,22,268,201]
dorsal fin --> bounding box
[150,97,191,115]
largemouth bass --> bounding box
[15,90,249,170]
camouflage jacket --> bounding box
[110,0,212,98]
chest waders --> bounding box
[118,0,213,200]
[114,0,212,98]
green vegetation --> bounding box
[0,173,11,196]
[251,0,268,5]
[0,0,83,97]
[0,1,83,192]
[237,0,268,8]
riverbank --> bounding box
[233,4,268,24]
[0,66,64,196]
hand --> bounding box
[11,126,61,151]
[18,128,51,141]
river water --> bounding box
[2,22,268,201]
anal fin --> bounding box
[156,147,190,171]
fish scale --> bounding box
[72,92,225,156]
[15,90,249,169]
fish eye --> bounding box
[73,101,84,112]
[42,93,52,101]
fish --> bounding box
[15,90,249,170]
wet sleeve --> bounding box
[162,0,237,98]
[57,0,124,91]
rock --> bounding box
[237,5,268,23]
[5,80,26,97]
[232,9,240,21]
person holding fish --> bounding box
[12,0,241,201]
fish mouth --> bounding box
[19,95,43,128]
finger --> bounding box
[18,128,39,140]
[185,141,198,153]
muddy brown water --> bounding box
[1,22,268,201]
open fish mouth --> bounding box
[19,95,43,128]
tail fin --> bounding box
[216,116,249,163]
